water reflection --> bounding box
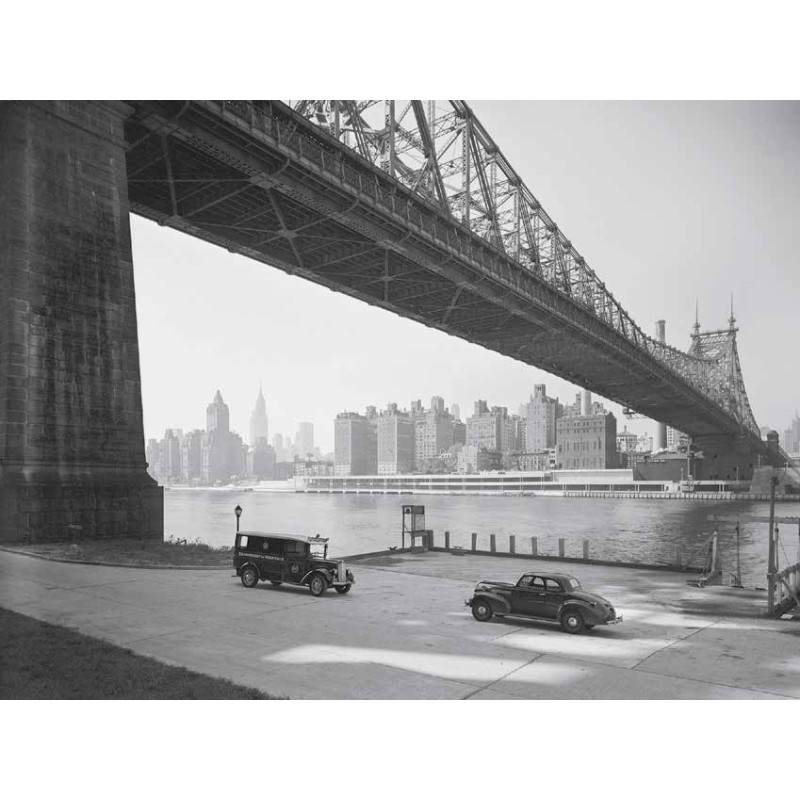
[165,490,799,588]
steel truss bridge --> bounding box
[123,100,776,463]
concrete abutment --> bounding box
[0,101,163,543]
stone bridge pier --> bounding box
[0,101,163,543]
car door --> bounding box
[511,575,548,616]
[543,578,567,619]
[260,538,284,581]
[285,540,307,584]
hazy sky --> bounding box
[132,101,800,453]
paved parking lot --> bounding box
[1,548,798,699]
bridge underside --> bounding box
[0,100,777,541]
[123,101,766,452]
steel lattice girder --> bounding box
[122,99,764,451]
[287,100,761,440]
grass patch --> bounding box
[6,537,232,567]
[0,607,282,699]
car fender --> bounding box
[303,569,329,586]
[238,561,261,579]
[474,592,511,615]
[558,599,601,623]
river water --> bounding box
[165,490,800,589]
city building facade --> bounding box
[377,410,415,474]
[557,411,618,469]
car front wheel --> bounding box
[240,566,258,589]
[471,598,493,622]
[561,609,585,634]
[335,585,351,594]
[309,574,327,597]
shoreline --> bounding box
[160,483,799,503]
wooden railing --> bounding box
[771,563,800,617]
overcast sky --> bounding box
[132,101,800,453]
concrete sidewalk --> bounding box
[1,548,798,699]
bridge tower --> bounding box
[687,303,759,482]
[0,101,163,543]
[654,320,667,450]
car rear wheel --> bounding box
[561,609,585,634]
[335,585,351,594]
[309,574,327,597]
[270,581,283,587]
[471,598,493,622]
[240,566,259,589]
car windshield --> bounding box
[568,578,581,590]
[309,538,328,559]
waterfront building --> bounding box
[525,384,559,450]
[784,412,800,454]
[275,460,296,480]
[334,412,377,475]
[202,390,233,484]
[514,415,527,452]
[467,403,521,454]
[457,445,502,473]
[249,440,276,480]
[666,426,690,451]
[414,410,454,470]
[296,422,314,458]
[162,428,183,483]
[507,451,551,471]
[207,389,230,436]
[556,411,618,469]
[616,425,638,454]
[145,438,162,482]
[295,457,335,477]
[453,420,466,446]
[232,433,247,478]
[377,409,415,474]
[637,433,654,453]
[180,429,204,484]
[562,393,583,418]
[249,385,269,446]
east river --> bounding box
[165,490,800,589]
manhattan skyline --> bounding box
[132,101,800,454]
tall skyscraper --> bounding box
[335,412,376,475]
[202,390,231,484]
[430,395,445,414]
[206,390,230,436]
[296,422,314,458]
[414,410,454,470]
[272,433,284,461]
[526,384,559,451]
[249,385,269,446]
[451,402,461,422]
[378,410,415,474]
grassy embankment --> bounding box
[0,607,281,699]
[6,537,231,567]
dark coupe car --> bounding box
[466,571,622,633]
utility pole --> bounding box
[767,471,778,615]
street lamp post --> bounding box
[235,504,243,533]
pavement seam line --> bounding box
[460,653,545,700]
[631,620,718,670]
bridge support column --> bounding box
[0,101,163,543]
